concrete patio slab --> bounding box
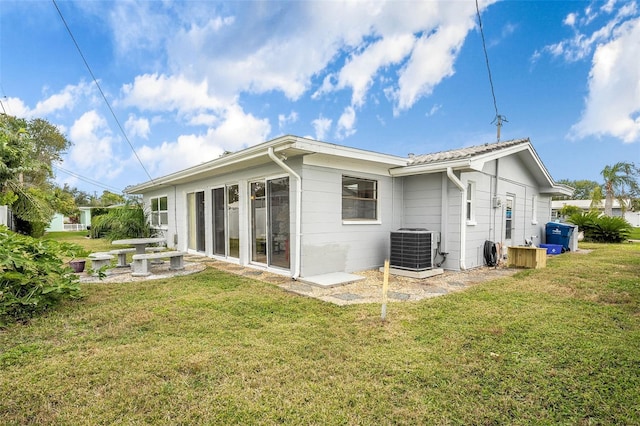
[298,272,365,288]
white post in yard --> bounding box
[381,259,390,321]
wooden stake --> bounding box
[381,259,389,320]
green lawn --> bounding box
[1,238,639,424]
[629,226,640,240]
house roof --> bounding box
[408,138,529,165]
[126,135,406,193]
[125,135,571,196]
[391,138,572,196]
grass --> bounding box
[1,236,639,424]
[629,226,640,240]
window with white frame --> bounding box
[342,176,377,220]
[150,196,168,227]
[466,181,476,224]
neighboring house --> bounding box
[552,199,640,227]
[45,207,93,232]
[125,135,571,279]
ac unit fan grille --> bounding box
[390,230,434,271]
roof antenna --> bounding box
[492,114,508,142]
[476,0,507,142]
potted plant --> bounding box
[68,247,90,273]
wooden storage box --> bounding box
[507,246,547,269]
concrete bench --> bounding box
[109,247,166,267]
[131,251,186,277]
[88,253,114,276]
[109,248,136,267]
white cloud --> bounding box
[426,104,442,117]
[120,73,227,116]
[278,111,299,131]
[1,97,31,118]
[134,104,271,177]
[2,82,95,119]
[336,106,357,140]
[569,16,640,143]
[321,34,416,107]
[564,13,577,27]
[107,0,495,127]
[67,110,119,176]
[536,1,638,62]
[125,115,151,140]
[391,19,473,114]
[312,116,332,141]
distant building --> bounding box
[552,199,640,227]
[45,207,93,232]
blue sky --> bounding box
[1,0,639,195]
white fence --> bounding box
[63,224,88,231]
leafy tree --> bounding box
[100,190,126,207]
[1,115,75,234]
[555,179,600,200]
[601,162,640,217]
[559,204,581,218]
[49,185,78,217]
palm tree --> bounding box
[600,162,640,217]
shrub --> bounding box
[14,217,47,238]
[591,216,632,243]
[568,211,631,243]
[90,200,154,241]
[0,226,84,327]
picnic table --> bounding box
[111,237,166,254]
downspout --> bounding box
[268,147,302,280]
[446,167,467,270]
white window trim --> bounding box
[342,175,380,224]
[466,181,477,226]
[531,195,539,225]
[150,195,169,229]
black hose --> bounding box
[484,240,498,267]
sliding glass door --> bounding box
[211,184,240,258]
[268,177,290,269]
[187,191,205,252]
[250,177,290,269]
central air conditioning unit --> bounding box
[390,228,440,271]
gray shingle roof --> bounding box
[408,138,530,165]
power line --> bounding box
[475,0,507,142]
[52,0,155,184]
[54,165,124,193]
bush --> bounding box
[0,226,84,327]
[568,212,631,243]
[591,216,632,243]
[14,217,47,238]
[90,200,154,241]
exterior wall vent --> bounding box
[390,228,439,271]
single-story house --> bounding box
[45,207,93,232]
[552,199,640,227]
[125,135,572,279]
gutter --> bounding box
[446,167,467,270]
[267,147,302,280]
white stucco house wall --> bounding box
[125,135,571,279]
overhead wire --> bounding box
[51,0,155,184]
[53,165,124,194]
[475,0,507,141]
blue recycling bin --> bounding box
[546,222,574,251]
